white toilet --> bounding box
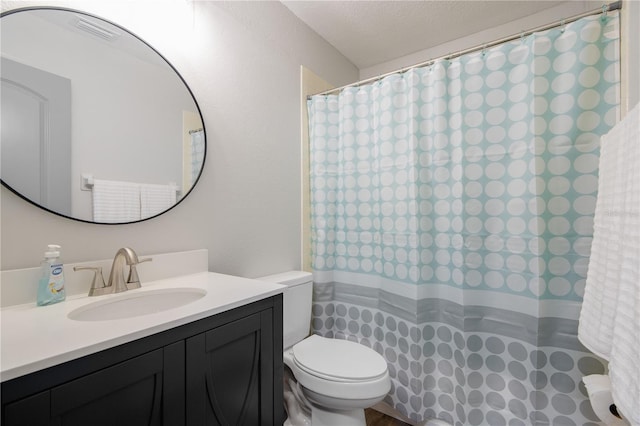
[258,271,391,426]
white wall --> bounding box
[0,0,358,278]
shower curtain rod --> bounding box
[309,1,622,98]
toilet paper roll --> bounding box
[582,375,629,426]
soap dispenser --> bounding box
[37,244,66,306]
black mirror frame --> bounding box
[0,6,207,225]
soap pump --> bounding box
[36,244,66,306]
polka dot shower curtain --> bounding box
[308,13,620,426]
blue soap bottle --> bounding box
[37,244,66,306]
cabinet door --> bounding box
[186,310,274,426]
[50,348,166,426]
[3,391,50,426]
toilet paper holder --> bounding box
[583,374,630,426]
[609,404,622,419]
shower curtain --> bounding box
[190,129,205,185]
[308,13,620,426]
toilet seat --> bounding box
[292,335,387,382]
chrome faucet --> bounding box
[74,247,152,296]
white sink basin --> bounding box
[68,288,207,321]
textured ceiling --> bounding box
[282,1,571,69]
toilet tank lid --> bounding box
[257,270,312,287]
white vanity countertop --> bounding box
[0,272,284,382]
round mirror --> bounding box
[1,7,205,224]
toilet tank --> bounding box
[257,271,313,349]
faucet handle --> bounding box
[73,266,108,297]
[126,257,152,290]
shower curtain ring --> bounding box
[561,19,566,33]
[601,4,608,20]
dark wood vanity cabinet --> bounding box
[186,310,275,425]
[1,295,284,426]
[4,348,171,426]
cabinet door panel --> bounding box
[3,391,49,426]
[163,340,186,426]
[187,311,274,426]
[51,349,164,426]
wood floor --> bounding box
[365,408,412,426]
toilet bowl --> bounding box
[258,271,391,426]
[284,335,390,426]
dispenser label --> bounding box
[49,264,65,294]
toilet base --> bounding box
[283,397,367,426]
[283,366,372,426]
[310,405,366,426]
[284,369,311,425]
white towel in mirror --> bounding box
[92,179,141,223]
[140,183,176,219]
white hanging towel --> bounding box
[140,183,176,219]
[92,178,141,223]
[578,102,640,425]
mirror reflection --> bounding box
[1,7,205,224]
